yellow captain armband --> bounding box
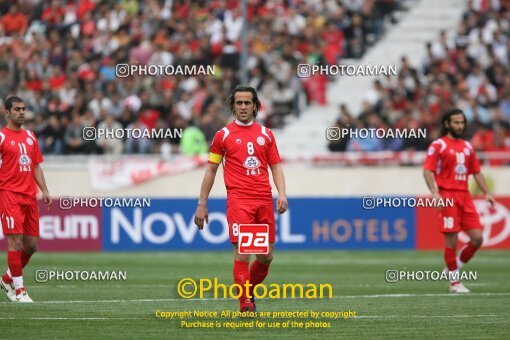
[208,152,223,164]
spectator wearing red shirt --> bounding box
[471,124,494,152]
[41,0,65,28]
[77,0,95,21]
[80,11,96,37]
[472,124,510,166]
[487,126,510,165]
[322,21,345,65]
[25,70,42,93]
[49,67,67,90]
[1,5,28,35]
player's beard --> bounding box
[448,126,465,139]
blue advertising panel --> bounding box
[102,198,415,251]
[281,198,415,250]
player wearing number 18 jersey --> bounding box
[194,86,288,312]
[423,109,495,293]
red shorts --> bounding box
[226,203,276,243]
[438,190,482,233]
[0,190,39,237]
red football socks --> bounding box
[233,260,251,306]
[7,250,22,278]
[250,259,270,287]
[444,247,458,271]
[459,242,480,264]
[4,249,33,283]
[20,249,33,268]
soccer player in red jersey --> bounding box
[423,108,495,293]
[0,97,52,302]
[194,85,288,312]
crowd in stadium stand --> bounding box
[0,0,401,155]
[328,0,510,165]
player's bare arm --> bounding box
[270,163,288,214]
[423,169,442,202]
[34,164,52,209]
[473,172,495,207]
[195,162,219,229]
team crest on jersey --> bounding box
[19,154,32,166]
[257,136,265,146]
[427,146,435,155]
[236,139,242,144]
[449,149,454,154]
[26,138,33,145]
[10,141,15,146]
[455,163,467,175]
[244,156,261,169]
[464,147,470,156]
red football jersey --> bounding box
[0,127,43,196]
[423,136,480,191]
[208,120,281,203]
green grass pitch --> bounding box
[0,250,508,339]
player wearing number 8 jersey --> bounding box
[423,108,495,293]
[194,85,288,312]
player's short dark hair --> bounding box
[441,108,467,136]
[228,85,262,119]
[5,96,24,111]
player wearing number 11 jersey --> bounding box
[423,109,495,293]
[0,96,52,303]
[194,86,288,312]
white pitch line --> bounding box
[0,292,509,305]
[332,292,510,299]
[277,258,510,265]
[47,284,177,288]
[0,297,231,304]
